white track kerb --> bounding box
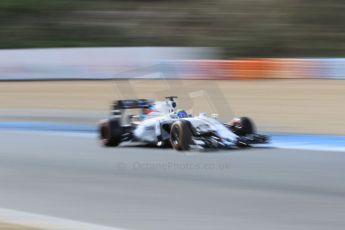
[0,208,128,230]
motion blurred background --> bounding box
[0,0,344,57]
[0,0,344,134]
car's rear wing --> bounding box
[112,99,151,110]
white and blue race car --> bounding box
[99,97,268,151]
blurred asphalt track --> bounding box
[0,105,345,230]
[0,111,345,229]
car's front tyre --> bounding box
[170,120,192,151]
[230,117,256,136]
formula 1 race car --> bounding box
[98,97,269,151]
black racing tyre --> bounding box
[231,117,256,136]
[170,120,193,151]
[99,119,122,147]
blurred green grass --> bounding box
[0,0,344,57]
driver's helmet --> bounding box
[177,110,188,118]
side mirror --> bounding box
[212,114,219,119]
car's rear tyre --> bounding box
[230,117,256,136]
[170,120,192,151]
[99,119,122,147]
